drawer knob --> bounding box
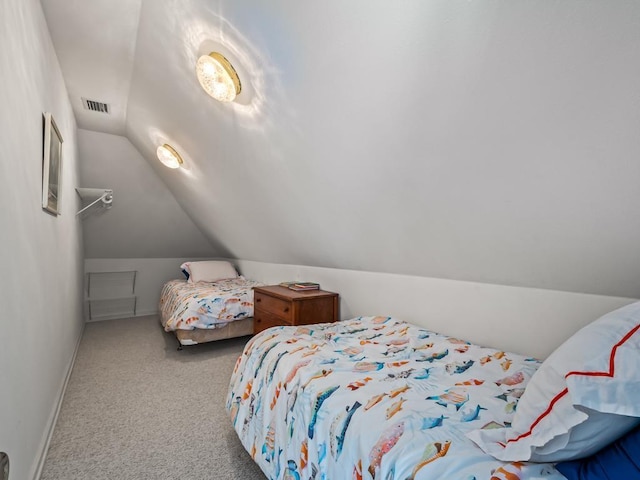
[256,298,261,302]
[283,307,289,313]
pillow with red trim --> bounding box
[467,301,640,462]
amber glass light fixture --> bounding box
[156,144,183,169]
[195,52,241,102]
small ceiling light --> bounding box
[196,52,241,102]
[156,144,184,169]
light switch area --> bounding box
[0,452,8,480]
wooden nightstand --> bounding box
[253,285,339,334]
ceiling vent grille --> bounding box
[81,98,110,114]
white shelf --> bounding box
[86,271,137,321]
[87,296,137,321]
[76,187,111,199]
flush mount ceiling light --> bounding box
[156,144,184,169]
[196,52,241,102]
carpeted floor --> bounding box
[41,315,265,480]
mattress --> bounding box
[227,316,566,480]
[159,277,261,332]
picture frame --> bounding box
[42,112,63,215]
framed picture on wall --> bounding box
[42,112,63,215]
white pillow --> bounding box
[467,301,640,462]
[183,261,238,283]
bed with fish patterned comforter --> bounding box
[227,316,566,480]
[160,278,262,332]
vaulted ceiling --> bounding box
[40,0,640,298]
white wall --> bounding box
[85,256,637,359]
[77,129,222,258]
[121,0,640,300]
[0,0,84,479]
[236,260,637,360]
[84,257,213,319]
[40,0,142,135]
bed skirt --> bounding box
[174,317,254,346]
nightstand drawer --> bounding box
[254,292,293,322]
[254,310,291,334]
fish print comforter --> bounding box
[227,316,565,480]
[160,278,261,331]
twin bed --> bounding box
[227,304,640,480]
[227,316,559,479]
[159,261,261,347]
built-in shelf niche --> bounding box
[86,271,137,321]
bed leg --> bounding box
[177,342,183,351]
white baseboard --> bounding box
[33,322,85,480]
[84,309,158,322]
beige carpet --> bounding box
[41,315,265,479]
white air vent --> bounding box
[81,97,109,114]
